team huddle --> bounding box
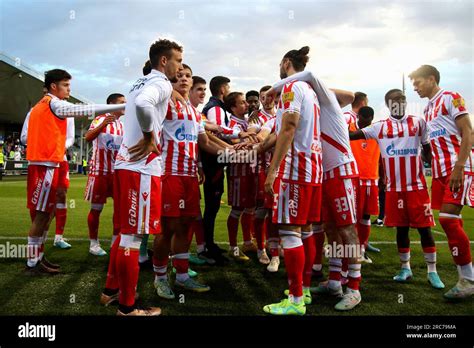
[23,39,474,316]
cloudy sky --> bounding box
[1,0,473,119]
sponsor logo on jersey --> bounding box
[175,123,198,142]
[430,128,447,138]
[128,189,138,227]
[386,142,418,156]
[106,139,121,151]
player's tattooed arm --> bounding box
[451,114,472,191]
[421,143,432,164]
[264,112,299,195]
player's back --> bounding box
[319,90,356,174]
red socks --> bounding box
[88,209,101,240]
[241,211,254,242]
[347,263,362,291]
[314,231,325,265]
[356,220,370,250]
[284,245,305,297]
[117,246,139,307]
[55,204,67,236]
[105,234,121,290]
[439,217,472,266]
[227,213,240,247]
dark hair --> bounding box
[143,60,152,76]
[224,92,243,111]
[283,46,310,71]
[259,85,272,93]
[181,63,192,74]
[352,92,367,107]
[210,76,230,96]
[149,39,183,68]
[384,89,403,105]
[358,106,374,119]
[246,90,259,100]
[192,76,206,88]
[44,69,72,90]
[106,93,125,104]
[408,65,440,84]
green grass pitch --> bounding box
[0,175,473,316]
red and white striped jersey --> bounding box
[161,100,205,177]
[228,115,255,177]
[206,105,238,137]
[424,89,474,178]
[344,110,357,125]
[88,114,124,176]
[275,80,323,185]
[362,114,429,192]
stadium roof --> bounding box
[0,52,92,125]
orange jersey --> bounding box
[349,122,380,182]
[26,95,67,163]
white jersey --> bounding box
[311,77,357,176]
[424,89,474,178]
[362,114,429,192]
[275,80,323,185]
[115,69,172,176]
[161,100,205,177]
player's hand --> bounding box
[449,164,464,192]
[128,132,159,162]
[171,90,186,105]
[103,114,116,125]
[198,166,205,185]
[239,131,258,143]
[262,88,276,103]
[248,110,260,125]
[264,170,276,195]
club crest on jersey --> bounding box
[361,142,368,150]
[281,92,294,104]
[452,97,465,109]
[175,123,197,142]
[142,192,149,201]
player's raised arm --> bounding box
[349,129,366,141]
[52,98,125,119]
[330,89,355,108]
